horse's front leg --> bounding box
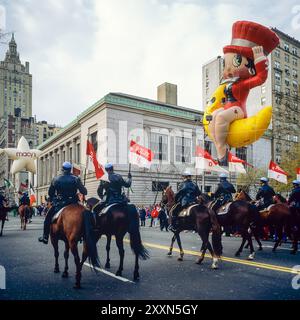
[70,240,82,289]
[196,226,208,265]
[105,235,112,269]
[175,232,184,261]
[133,254,139,281]
[167,234,176,256]
[235,229,247,257]
[50,235,60,273]
[62,241,70,278]
[115,235,125,277]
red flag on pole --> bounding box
[129,140,154,169]
[296,168,300,181]
[86,141,105,179]
[268,161,288,184]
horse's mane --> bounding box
[275,193,287,203]
[240,190,252,202]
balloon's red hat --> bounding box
[223,21,280,60]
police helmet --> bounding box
[219,173,228,179]
[260,177,268,183]
[182,169,192,177]
[62,161,72,171]
[292,180,300,186]
[105,163,114,171]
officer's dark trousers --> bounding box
[43,206,56,239]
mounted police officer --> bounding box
[20,192,30,206]
[255,177,275,211]
[96,163,140,233]
[0,191,8,209]
[168,169,201,232]
[212,173,236,211]
[38,161,87,244]
[288,180,300,211]
[96,163,132,212]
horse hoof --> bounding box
[211,264,218,270]
[258,247,263,251]
[73,284,81,289]
[134,273,140,281]
[105,263,111,269]
[116,271,122,277]
[177,257,183,261]
[248,253,255,260]
[235,252,241,257]
[196,258,204,265]
[54,268,60,273]
[167,252,172,256]
[62,272,69,278]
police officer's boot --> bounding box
[38,208,54,244]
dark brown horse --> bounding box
[50,203,100,289]
[235,190,293,253]
[161,186,222,269]
[198,193,257,260]
[0,206,14,236]
[18,204,30,230]
[84,198,149,281]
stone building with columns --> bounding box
[36,83,272,205]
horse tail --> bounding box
[128,206,150,260]
[83,210,100,269]
[209,209,223,256]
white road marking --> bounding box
[83,262,134,284]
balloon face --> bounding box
[1,136,41,174]
[223,53,253,79]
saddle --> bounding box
[216,202,232,216]
[92,200,125,216]
[52,207,66,223]
[259,204,275,214]
[178,204,199,217]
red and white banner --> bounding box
[86,140,105,179]
[228,152,246,174]
[296,168,300,181]
[195,146,228,173]
[268,161,288,184]
[129,140,154,169]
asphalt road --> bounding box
[0,216,300,300]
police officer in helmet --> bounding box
[212,173,236,211]
[288,180,300,210]
[38,161,87,244]
[169,169,201,232]
[255,177,275,211]
[96,163,140,233]
[97,163,132,210]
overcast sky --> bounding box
[0,0,300,126]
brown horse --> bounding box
[161,186,222,269]
[198,193,257,260]
[18,204,30,230]
[84,198,149,281]
[50,203,100,289]
[0,206,15,236]
[235,190,293,253]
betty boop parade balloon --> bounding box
[203,21,279,166]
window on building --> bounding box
[292,57,298,66]
[275,72,281,83]
[90,131,98,153]
[275,84,281,92]
[285,54,290,63]
[236,147,247,162]
[293,80,298,89]
[175,136,191,163]
[274,49,280,58]
[204,141,212,154]
[150,132,168,161]
[285,66,290,76]
[261,97,266,105]
[274,61,281,69]
[284,43,290,52]
[76,143,81,164]
[152,181,169,192]
[285,78,290,86]
[286,88,291,96]
[261,86,266,94]
[292,47,297,55]
[293,69,298,78]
